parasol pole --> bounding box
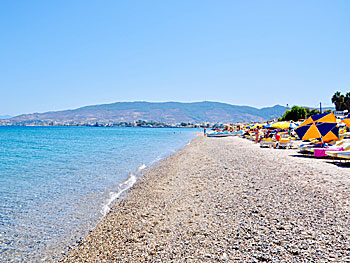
[320,134,324,147]
[315,122,324,147]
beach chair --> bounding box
[299,137,342,154]
[325,144,350,160]
[327,138,344,146]
[329,151,350,164]
[344,132,350,139]
[276,138,292,149]
[337,152,350,160]
[260,138,275,148]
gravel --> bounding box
[58,136,350,262]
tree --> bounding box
[331,91,345,111]
[345,92,350,111]
[308,108,320,117]
[281,106,307,121]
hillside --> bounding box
[5,101,287,125]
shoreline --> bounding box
[59,135,350,262]
[43,133,200,262]
[2,128,198,263]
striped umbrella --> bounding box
[342,114,350,128]
[295,112,339,142]
[289,122,298,129]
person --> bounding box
[274,133,281,148]
[204,127,207,136]
[275,133,281,141]
[255,128,259,143]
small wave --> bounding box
[101,173,137,216]
[137,164,147,172]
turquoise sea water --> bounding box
[0,126,198,262]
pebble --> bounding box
[57,136,350,262]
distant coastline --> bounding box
[0,101,287,127]
[0,122,203,128]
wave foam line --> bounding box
[137,164,147,172]
[101,164,146,216]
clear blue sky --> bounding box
[1,0,349,116]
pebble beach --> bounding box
[60,135,350,262]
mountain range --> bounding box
[2,101,287,125]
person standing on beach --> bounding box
[204,128,207,136]
[274,133,281,148]
[255,128,259,143]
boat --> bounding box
[207,131,233,137]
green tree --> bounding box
[307,108,320,117]
[281,106,307,121]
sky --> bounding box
[0,0,349,116]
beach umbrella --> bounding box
[270,121,290,129]
[295,112,339,142]
[250,123,264,129]
[341,114,350,128]
[289,122,298,129]
[263,123,274,129]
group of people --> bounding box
[252,128,290,143]
[203,126,295,148]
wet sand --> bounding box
[60,135,350,262]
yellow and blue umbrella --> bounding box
[295,112,339,142]
[342,114,350,128]
[250,123,265,129]
[270,121,291,129]
[289,122,298,129]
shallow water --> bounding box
[0,126,197,262]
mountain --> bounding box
[5,101,287,125]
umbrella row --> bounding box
[245,121,301,130]
[244,112,349,143]
[295,112,350,143]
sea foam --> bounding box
[101,164,146,216]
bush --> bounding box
[281,106,307,121]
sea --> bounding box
[0,126,198,262]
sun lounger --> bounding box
[300,139,344,154]
[314,147,344,157]
[327,139,344,146]
[276,138,292,149]
[343,132,350,139]
[337,152,350,159]
[260,138,275,148]
[325,144,350,159]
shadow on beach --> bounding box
[326,161,350,168]
[290,154,313,158]
[290,154,350,168]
